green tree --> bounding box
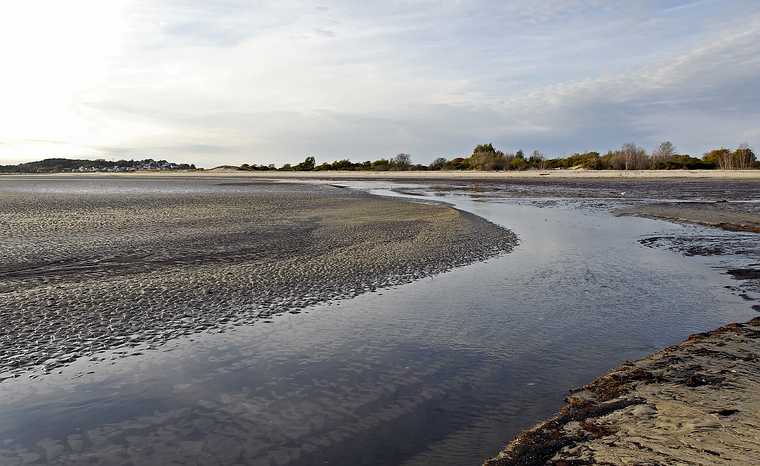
[473,143,496,154]
[294,156,315,171]
[469,143,509,170]
[510,157,528,170]
[430,157,448,170]
[446,157,471,170]
[703,148,731,169]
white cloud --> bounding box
[1,0,758,165]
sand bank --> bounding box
[618,203,760,233]
[484,317,760,465]
[482,186,760,465]
[0,179,516,379]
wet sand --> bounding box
[483,317,760,465]
[3,174,759,465]
[0,179,516,379]
[481,186,760,465]
[618,202,760,233]
[267,175,758,465]
[310,175,758,465]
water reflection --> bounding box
[0,182,755,466]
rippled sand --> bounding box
[484,317,760,466]
[0,179,516,379]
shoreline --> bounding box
[483,316,760,465]
[2,169,760,180]
[481,198,760,464]
[617,203,760,234]
[262,175,757,465]
[0,179,516,379]
[3,174,759,465]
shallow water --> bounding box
[0,178,757,465]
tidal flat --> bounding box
[0,177,515,378]
[1,175,759,466]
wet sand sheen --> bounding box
[484,317,760,466]
[1,176,757,466]
[0,179,516,379]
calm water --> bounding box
[0,178,756,466]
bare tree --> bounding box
[392,153,412,170]
[620,143,649,170]
[651,141,676,168]
[735,144,756,169]
[529,150,546,169]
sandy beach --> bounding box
[0,178,516,379]
[203,172,760,466]
[484,316,760,465]
[464,178,760,465]
[4,1,759,463]
[2,174,759,465]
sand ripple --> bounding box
[0,180,516,380]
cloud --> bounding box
[0,0,759,165]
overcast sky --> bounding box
[1,0,759,166]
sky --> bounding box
[1,0,759,167]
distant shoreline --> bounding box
[3,169,760,180]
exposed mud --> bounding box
[414,178,760,201]
[618,202,760,233]
[637,232,760,307]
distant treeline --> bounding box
[237,142,758,172]
[4,143,757,174]
[0,158,196,173]
[238,154,424,172]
